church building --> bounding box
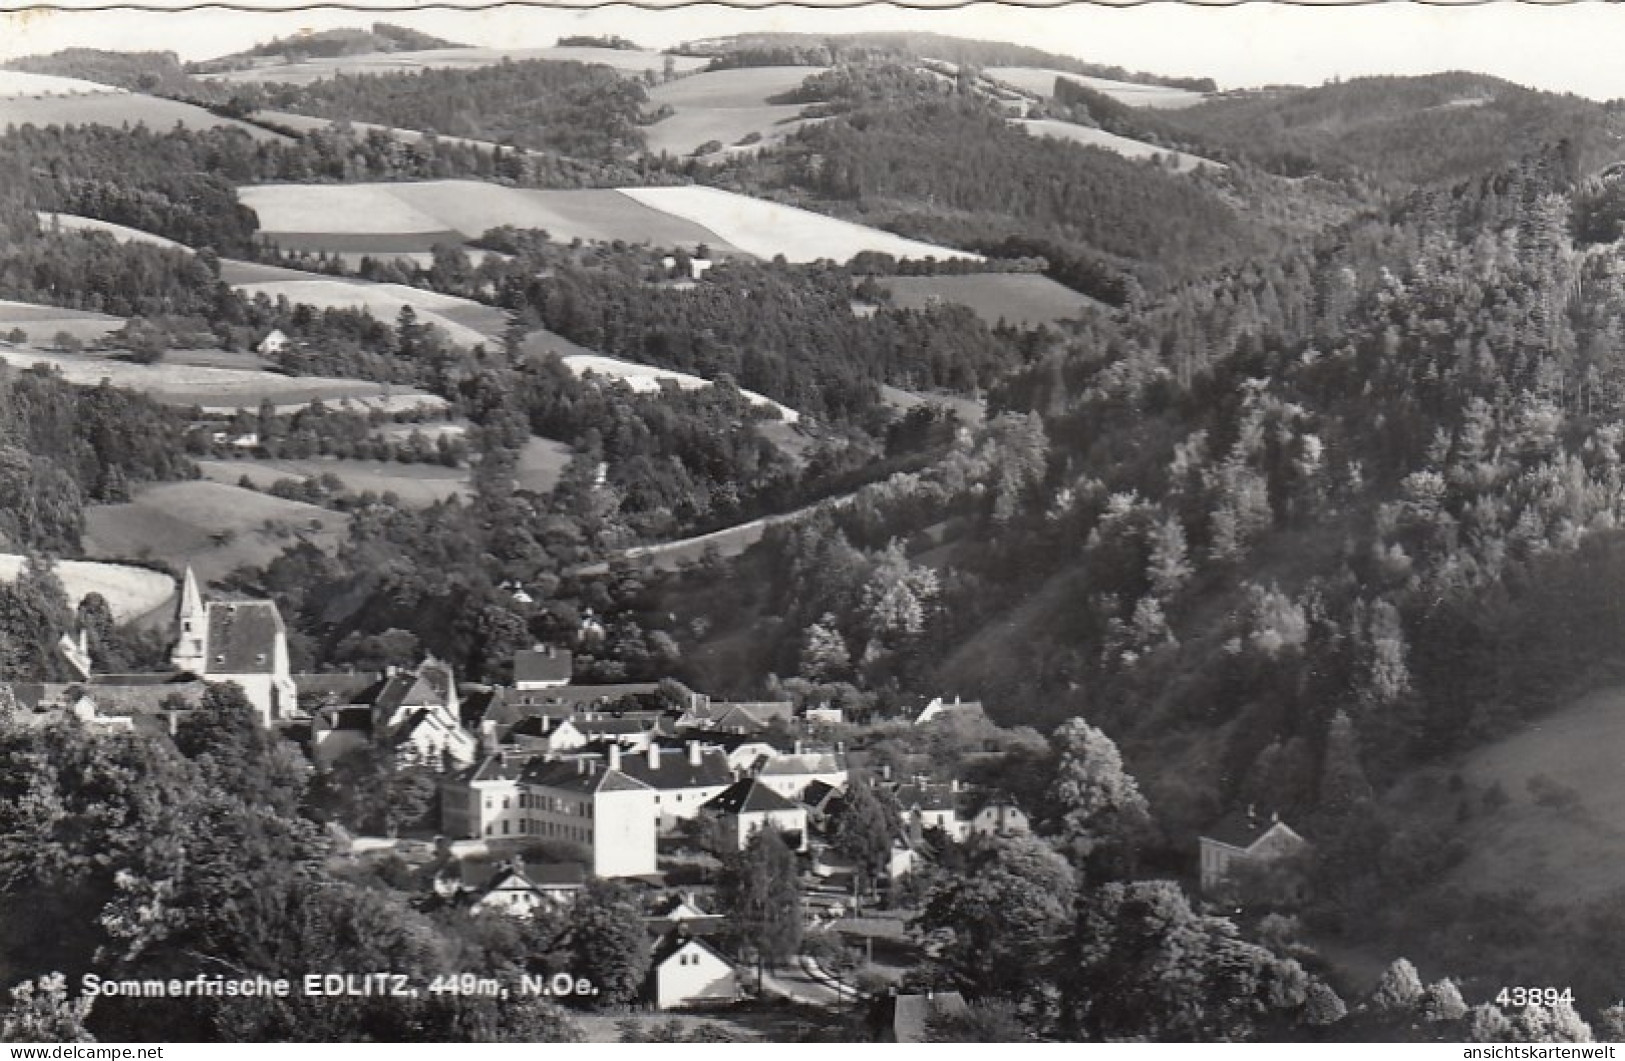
[170,567,297,725]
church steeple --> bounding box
[171,566,207,674]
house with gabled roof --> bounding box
[894,778,966,841]
[648,892,720,924]
[1198,807,1309,897]
[963,791,1031,838]
[170,566,297,726]
[705,777,808,852]
[648,929,737,1010]
[311,657,477,770]
[469,861,585,916]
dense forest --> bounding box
[235,60,653,161]
[707,91,1311,298]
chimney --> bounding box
[576,757,586,775]
[688,740,702,768]
[794,739,803,755]
[1246,803,1256,824]
[609,745,621,772]
[647,742,660,770]
[882,763,893,782]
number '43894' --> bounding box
[1496,987,1574,1007]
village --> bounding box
[5,567,1310,1039]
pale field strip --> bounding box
[617,185,981,265]
[0,299,123,343]
[561,352,801,424]
[0,70,129,98]
[0,84,288,141]
[986,66,1209,109]
[238,180,741,253]
[36,211,187,249]
[0,347,446,415]
[198,457,470,507]
[232,278,494,349]
[0,554,174,622]
[1015,119,1224,171]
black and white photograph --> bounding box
[1,0,1624,1045]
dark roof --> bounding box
[294,671,383,703]
[569,716,658,736]
[205,601,284,674]
[657,731,787,755]
[514,647,573,685]
[479,685,664,727]
[801,779,840,807]
[13,677,203,712]
[447,751,539,785]
[705,777,799,815]
[528,862,587,887]
[315,705,372,733]
[521,756,652,795]
[366,666,453,721]
[872,991,969,1043]
[1203,808,1297,849]
[650,928,730,969]
[88,673,192,687]
[648,893,714,918]
[614,747,734,791]
[895,782,957,813]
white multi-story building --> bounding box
[519,747,658,878]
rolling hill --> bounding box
[85,479,348,587]
[643,65,825,158]
[201,45,708,85]
[0,72,286,141]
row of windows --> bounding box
[485,793,592,817]
[483,818,593,845]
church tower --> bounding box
[170,566,207,674]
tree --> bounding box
[174,682,310,817]
[830,776,896,902]
[926,998,1033,1042]
[1319,710,1372,816]
[717,827,802,985]
[799,613,851,681]
[1046,718,1153,874]
[1369,958,1425,1014]
[1062,879,1328,1041]
[0,973,95,1043]
[916,834,1074,1002]
[567,880,651,1006]
[1146,514,1193,600]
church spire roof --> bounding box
[178,566,203,621]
